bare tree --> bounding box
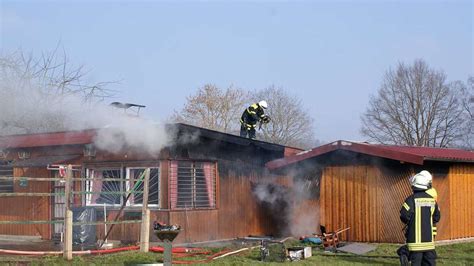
[0,47,114,135]
[454,76,474,150]
[172,84,318,148]
[361,59,465,147]
[171,84,250,132]
[253,86,316,149]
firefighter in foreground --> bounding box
[399,170,440,266]
[240,100,271,139]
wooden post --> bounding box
[140,209,150,252]
[63,210,73,260]
[140,168,150,252]
[63,165,73,260]
[64,165,72,211]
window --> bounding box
[85,168,124,206]
[126,168,160,207]
[0,162,13,193]
[169,161,217,209]
[85,166,161,207]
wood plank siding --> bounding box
[167,160,289,243]
[94,160,291,244]
[320,164,412,243]
[431,165,450,241]
[447,164,474,240]
[0,168,51,239]
[318,162,474,243]
[1,140,471,245]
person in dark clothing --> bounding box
[400,170,440,266]
[240,100,269,139]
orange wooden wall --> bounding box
[0,168,51,239]
[3,159,471,245]
[320,164,411,243]
[431,167,450,240]
[99,161,289,244]
[168,163,288,243]
[319,163,474,243]
[445,164,474,240]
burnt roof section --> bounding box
[168,123,287,152]
[266,140,474,170]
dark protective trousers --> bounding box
[409,250,437,266]
[240,124,256,139]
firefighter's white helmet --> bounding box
[259,100,268,109]
[410,170,433,189]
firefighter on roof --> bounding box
[240,100,270,139]
[399,170,440,266]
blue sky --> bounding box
[1,0,472,142]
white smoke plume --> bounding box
[0,54,172,154]
[288,176,321,237]
[92,117,171,156]
[254,183,282,205]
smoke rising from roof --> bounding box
[92,118,171,156]
[0,62,171,154]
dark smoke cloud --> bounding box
[253,169,321,237]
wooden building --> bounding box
[0,123,301,243]
[2,127,472,245]
[267,140,474,243]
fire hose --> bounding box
[0,245,206,256]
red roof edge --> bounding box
[266,140,425,170]
[266,142,339,170]
[0,129,96,149]
[340,141,424,165]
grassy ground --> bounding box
[0,241,473,265]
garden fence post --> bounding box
[63,165,73,260]
[140,168,150,252]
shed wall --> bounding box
[0,168,51,239]
[320,164,412,243]
[431,167,450,241]
[447,164,474,240]
[97,160,289,244]
[168,160,288,243]
[319,162,474,243]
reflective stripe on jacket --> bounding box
[426,188,438,202]
[240,103,265,126]
[400,191,440,251]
